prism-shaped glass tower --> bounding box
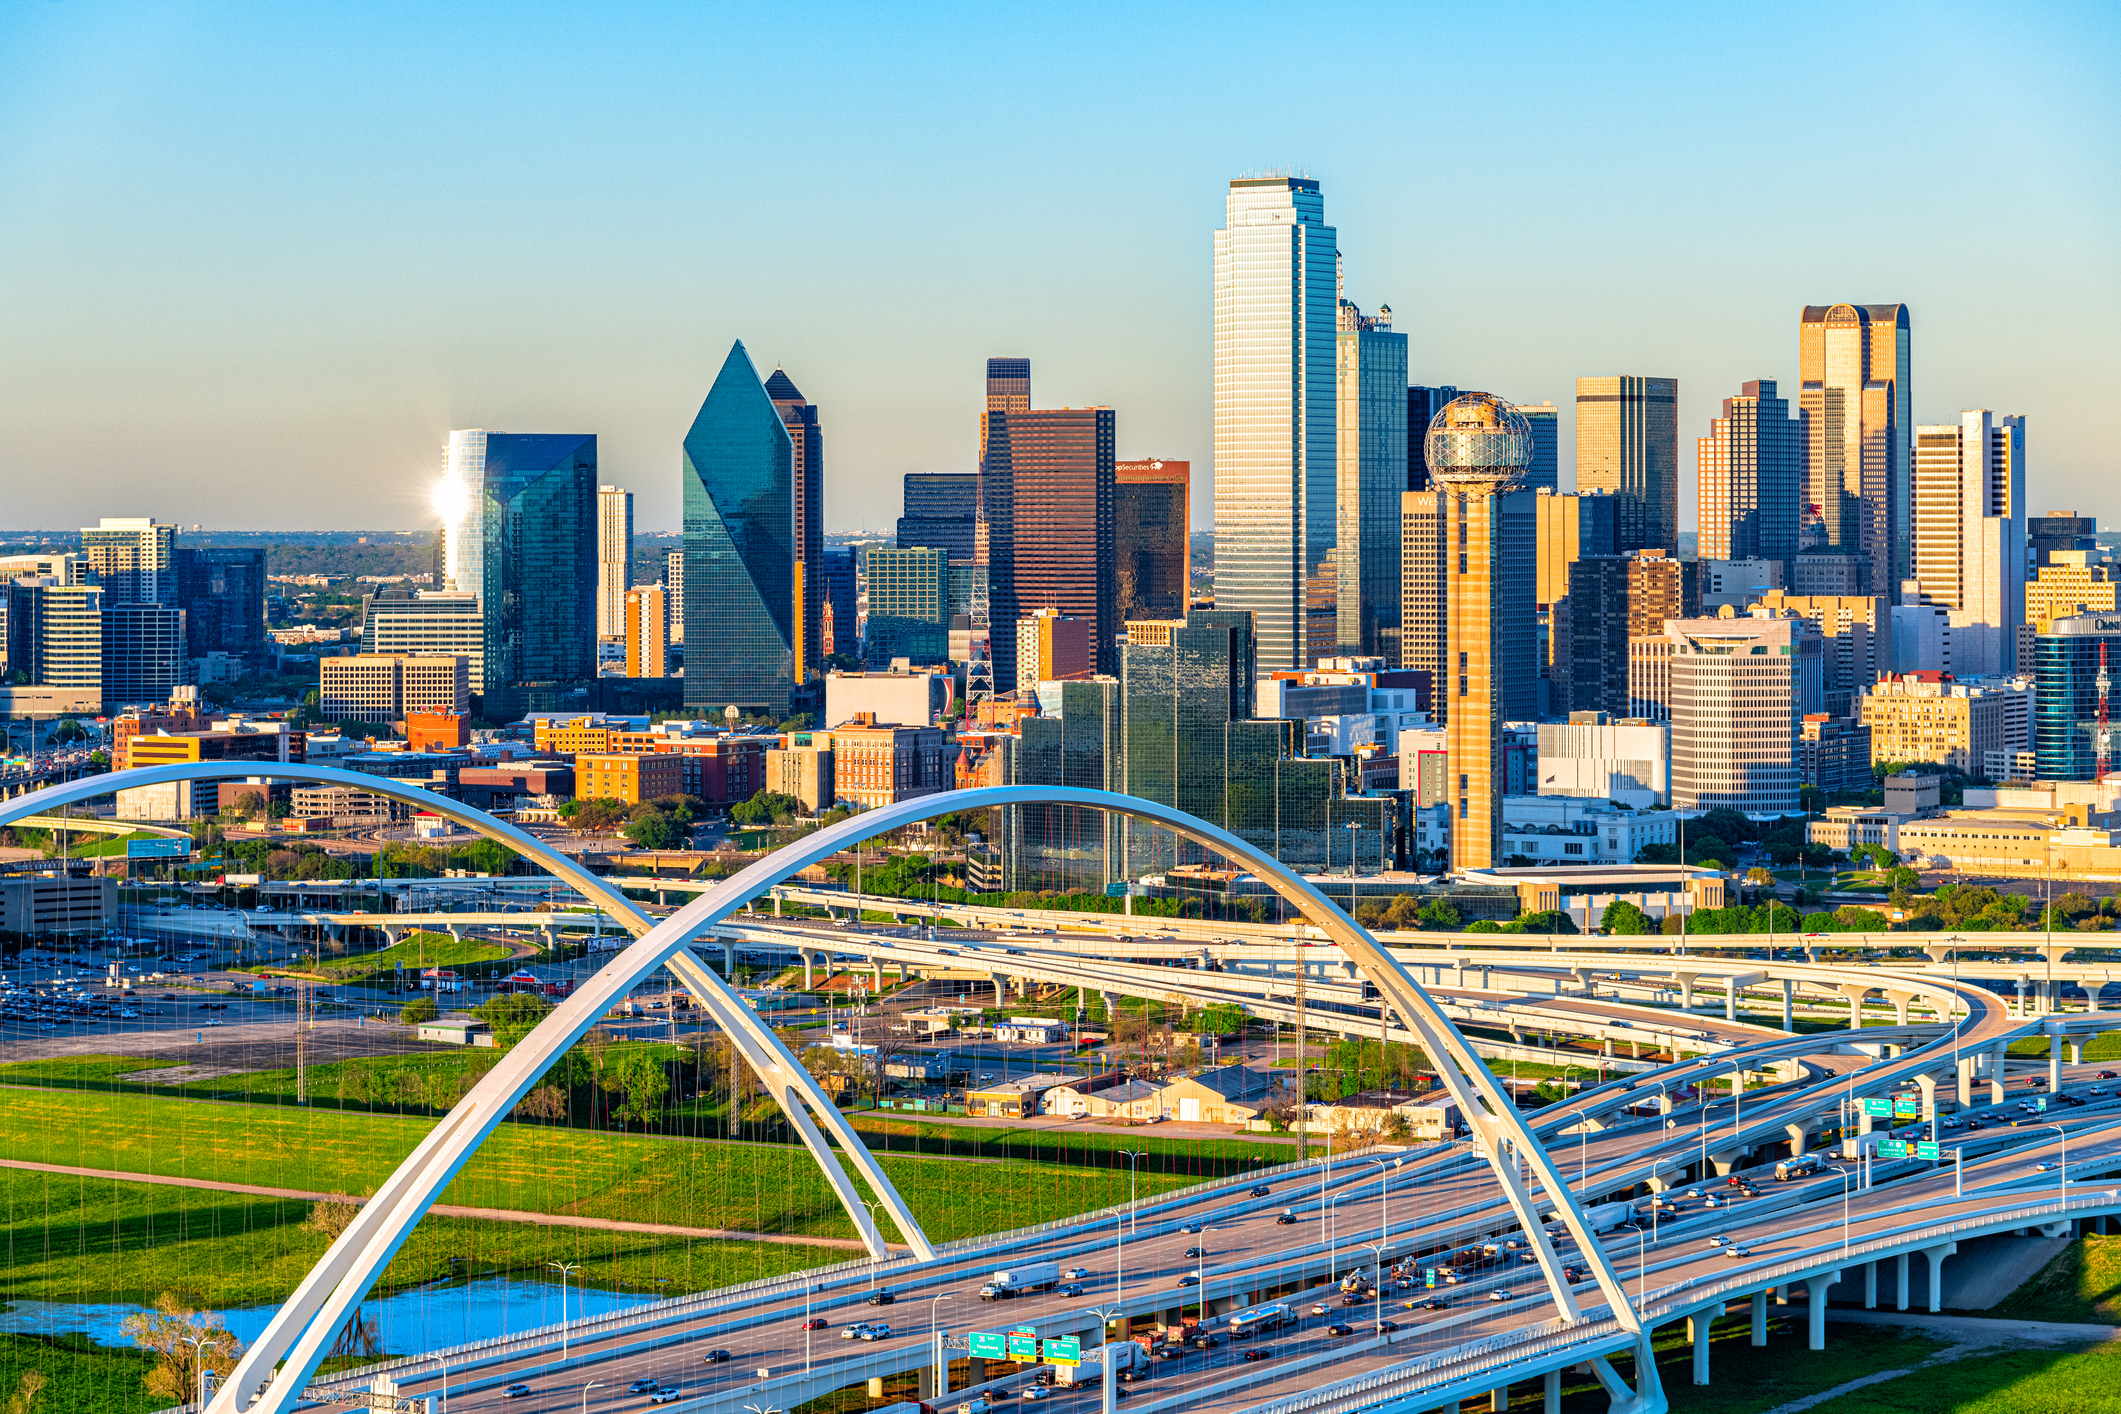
[684,341,795,714]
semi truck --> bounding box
[979,1262,1061,1299]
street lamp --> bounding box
[1363,1242,1386,1336]
[860,1198,890,1286]
[1119,1149,1148,1234]
[582,1383,605,1414]
[434,1350,450,1413]
[1827,1166,1852,1260]
[1360,1156,1401,1256]
[178,1334,220,1410]
[2043,1123,2069,1204]
[548,1261,582,1359]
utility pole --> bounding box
[1294,942,1308,1154]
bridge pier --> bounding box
[1687,1307,1714,1384]
[1543,1368,1560,1412]
[1990,1043,2007,1106]
[1836,984,1872,1030]
[1785,1121,1812,1158]
[1725,987,1736,1023]
[1100,991,1118,1022]
[2049,1024,2065,1094]
[1923,1243,1957,1312]
[1750,1290,1767,1344]
[1914,1074,1938,1125]
[872,962,885,993]
[1675,973,1696,1011]
[803,951,816,990]
[1885,990,1918,1027]
[1895,1253,1910,1310]
[898,962,908,984]
[725,939,736,975]
[1489,1383,1509,1409]
[1864,1261,1877,1308]
[1782,978,1793,1031]
[1958,1056,1974,1108]
[992,974,1006,1008]
[1805,1273,1841,1349]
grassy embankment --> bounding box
[247,930,517,983]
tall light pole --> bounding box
[548,1261,582,1359]
[861,1198,889,1287]
[1361,1156,1401,1255]
[581,1381,604,1414]
[1119,1148,1147,1234]
[179,1334,220,1411]
[1363,1241,1386,1335]
[2044,1123,2069,1204]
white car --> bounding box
[1060,1267,1089,1280]
[1488,1290,1513,1302]
[1723,1246,1751,1259]
[842,1323,872,1340]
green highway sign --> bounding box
[1878,1140,1909,1158]
[969,1333,1007,1360]
[1007,1334,1040,1361]
[1915,1142,1942,1161]
[1893,1101,1919,1117]
[1862,1098,1892,1117]
[1045,1337,1081,1365]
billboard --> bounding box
[127,838,193,860]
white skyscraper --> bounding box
[665,548,685,645]
[1213,174,1338,672]
[1910,411,2026,676]
[597,484,634,640]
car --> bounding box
[504,1384,532,1399]
[1180,1223,1203,1234]
[1060,1266,1089,1279]
[1375,1320,1400,1334]
[1340,1293,1364,1307]
[1310,1302,1332,1316]
[2093,1087,2112,1097]
[1325,1322,1354,1336]
[204,1019,222,1027]
[1155,1347,1184,1361]
[1183,1247,1203,1259]
[649,1393,682,1406]
[1562,1266,1585,1282]
[1488,1291,1513,1303]
[1116,1370,1140,1384]
[1276,1211,1297,1226]
[1021,1387,1049,1401]
[702,1349,732,1363]
[1249,1185,1271,1197]
[1191,1335,1221,1350]
[869,1292,896,1305]
[1419,1298,1449,1311]
[842,1324,872,1339]
[1058,1283,1083,1297]
[2100,1071,2119,1080]
[1176,1275,1199,1287]
[860,1325,892,1341]
[1707,1235,1731,1247]
[629,1379,661,1394]
[1723,1246,1751,1258]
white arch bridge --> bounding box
[3,765,1673,1413]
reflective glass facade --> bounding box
[1334,310,1408,660]
[79,518,175,605]
[1213,176,1338,671]
[2035,616,2121,780]
[767,370,825,681]
[861,546,949,666]
[685,342,796,713]
[982,406,1115,686]
[478,433,598,719]
[1114,460,1189,625]
[1696,380,1800,568]
[102,603,186,708]
[175,547,267,663]
[1576,376,1679,555]
[898,473,978,564]
[1005,678,1123,892]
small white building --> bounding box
[1502,796,1680,866]
[1535,713,1669,808]
[995,1017,1068,1044]
[1300,1091,1460,1142]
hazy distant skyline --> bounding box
[4,2,2116,535]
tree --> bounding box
[1601,900,1654,935]
[610,1048,670,1129]
[1744,867,1777,888]
[301,1194,361,1239]
[475,991,552,1045]
[400,996,438,1026]
[224,790,266,820]
[623,808,682,850]
[5,1370,48,1414]
[122,1294,244,1406]
[732,790,802,827]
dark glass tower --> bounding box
[2035,615,2121,780]
[463,433,598,720]
[102,604,186,707]
[981,392,1115,689]
[175,547,267,664]
[897,473,978,563]
[685,341,796,714]
[1114,460,1189,624]
[766,369,824,682]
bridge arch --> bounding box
[0,768,1662,1414]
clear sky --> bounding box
[3,1,2116,536]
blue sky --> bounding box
[3,1,2116,534]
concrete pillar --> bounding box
[992,974,1006,1008]
[1490,1386,1509,1410]
[803,951,816,990]
[1785,1122,1810,1158]
[1958,1056,1975,1109]
[868,1377,886,1399]
[1100,991,1119,1022]
[1990,1044,2008,1107]
[1782,978,1794,1032]
[724,939,735,974]
[1543,1368,1561,1412]
[1915,1074,1937,1126]
[1805,1273,1839,1351]
[2073,1041,2085,1065]
[1864,1262,1877,1309]
[1688,1308,1713,1385]
[1726,987,1737,1023]
[872,961,885,992]
[1924,1243,1956,1313]
[1895,1254,1909,1311]
[1844,987,1865,1030]
[1750,1291,1767,1345]
[2051,1027,2065,1096]
[773,891,783,918]
[1679,976,1695,1011]
[898,962,908,984]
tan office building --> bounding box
[318,653,468,723]
[575,752,683,804]
[1799,303,1911,596]
[1665,614,1804,813]
[2026,553,2118,632]
[1400,489,1446,695]
[626,584,667,678]
[1860,673,2023,774]
[1576,375,1678,555]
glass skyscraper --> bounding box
[79,518,176,606]
[175,546,267,664]
[1114,460,1189,625]
[684,341,797,714]
[1577,376,1679,555]
[439,428,598,719]
[981,395,1115,686]
[1799,303,1911,596]
[1213,175,1338,672]
[767,370,825,683]
[860,546,949,666]
[1334,302,1408,660]
[2035,614,2121,780]
[1697,379,1801,569]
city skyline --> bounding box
[3,4,2113,535]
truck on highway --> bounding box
[979,1262,1061,1299]
[1581,1201,1632,1233]
[1226,1302,1289,1335]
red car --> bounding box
[801,1318,828,1331]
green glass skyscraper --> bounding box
[685,341,797,714]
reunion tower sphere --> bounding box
[1424,393,1534,490]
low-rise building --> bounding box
[1799,715,1873,794]
[1502,795,1681,866]
[824,665,954,728]
[1458,864,1725,932]
[0,870,116,938]
[765,739,836,814]
[1806,807,1911,854]
[1861,672,2028,774]
[1535,713,1668,807]
[964,1071,1077,1119]
[1301,1090,1461,1142]
[575,752,683,805]
[1043,1077,1163,1120]
[832,715,951,810]
[1153,1064,1275,1126]
[1893,812,2121,878]
[995,1016,1068,1044]
[289,785,402,823]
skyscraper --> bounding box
[1334,301,1409,660]
[1576,376,1678,554]
[596,485,633,640]
[1910,410,2026,676]
[1399,490,1445,688]
[897,473,978,564]
[1213,174,1338,672]
[1799,303,1912,595]
[1667,612,1813,813]
[1697,379,1801,570]
[363,588,485,692]
[79,518,176,605]
[624,585,666,678]
[174,546,267,664]
[819,546,857,662]
[683,342,798,714]
[1405,386,1459,492]
[102,604,185,708]
[664,549,685,645]
[1430,393,1535,872]
[860,546,950,666]
[1535,491,1617,715]
[768,369,825,684]
[1514,402,1560,493]
[1114,460,1190,625]
[437,428,598,718]
[978,358,1115,689]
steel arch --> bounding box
[2,771,1660,1413]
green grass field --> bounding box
[0,1332,157,1414]
[0,1083,1195,1251]
[1990,1234,2121,1324]
[1806,1340,2121,1412]
[0,1168,839,1309]
[288,931,515,983]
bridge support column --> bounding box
[773,892,782,918]
[992,974,1006,1008]
[1688,1308,1714,1384]
[872,962,885,993]
[1915,1074,1938,1127]
[1958,1056,1974,1109]
[1489,1384,1508,1409]
[1805,1273,1840,1350]
[2072,1040,2084,1065]
[1100,991,1118,1021]
[1725,987,1736,1023]
[1924,1243,1956,1313]
[1782,978,1794,1031]
[1750,1290,1767,1345]
[1678,975,1695,1011]
[1785,1122,1810,1158]
[898,962,908,984]
[1543,1368,1560,1412]
[2050,1025,2065,1095]
[1838,985,1869,1030]
[803,951,815,990]
[1864,1261,1877,1309]
[1895,1254,1909,1310]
